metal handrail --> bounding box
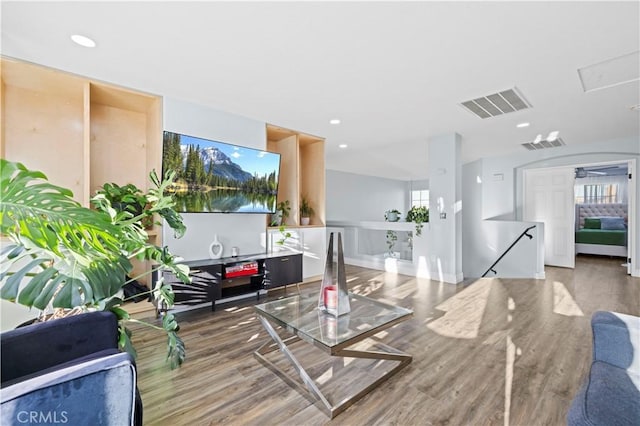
[482,225,537,277]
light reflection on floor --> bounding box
[422,275,585,425]
[426,278,493,339]
[552,281,584,317]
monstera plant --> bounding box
[0,159,190,369]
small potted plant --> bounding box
[271,200,291,226]
[406,206,429,236]
[384,209,401,222]
[97,182,154,229]
[300,197,314,226]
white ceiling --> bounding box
[2,1,639,180]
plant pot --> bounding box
[271,210,283,226]
[301,217,310,226]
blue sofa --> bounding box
[0,311,141,425]
[568,311,640,426]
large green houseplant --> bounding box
[0,159,190,369]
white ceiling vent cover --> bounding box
[521,137,566,151]
[461,87,532,119]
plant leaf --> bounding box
[0,257,47,301]
[17,267,57,306]
[118,324,137,360]
[1,159,123,257]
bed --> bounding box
[575,203,628,257]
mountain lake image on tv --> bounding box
[162,131,281,213]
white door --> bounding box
[627,160,636,275]
[524,167,576,268]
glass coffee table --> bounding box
[254,292,413,418]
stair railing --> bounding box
[482,225,537,277]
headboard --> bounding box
[576,203,628,230]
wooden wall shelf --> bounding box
[266,124,325,227]
[1,57,162,285]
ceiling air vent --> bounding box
[460,87,531,119]
[521,138,566,151]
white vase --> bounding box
[301,217,310,226]
[209,235,223,259]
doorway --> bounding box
[574,162,633,275]
[523,159,636,275]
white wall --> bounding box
[326,170,409,221]
[427,133,463,283]
[162,98,268,260]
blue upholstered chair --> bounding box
[1,311,141,425]
[568,311,640,426]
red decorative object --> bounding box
[225,261,259,278]
[324,285,337,310]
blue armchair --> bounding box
[1,311,142,425]
[567,311,640,426]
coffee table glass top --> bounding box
[254,292,412,349]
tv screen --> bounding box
[162,131,280,213]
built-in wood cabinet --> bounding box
[266,124,325,227]
[0,58,162,284]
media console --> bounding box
[158,252,303,313]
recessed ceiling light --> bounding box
[338,144,348,149]
[533,134,542,144]
[516,122,530,128]
[71,34,96,48]
[546,131,559,142]
[329,119,341,125]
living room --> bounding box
[1,2,639,425]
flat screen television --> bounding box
[162,131,281,213]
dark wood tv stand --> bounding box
[158,251,303,313]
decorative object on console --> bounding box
[231,247,240,257]
[209,234,223,259]
[300,196,315,226]
[318,232,350,316]
[225,261,258,278]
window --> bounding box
[574,183,620,204]
[411,190,429,208]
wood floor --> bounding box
[133,255,639,425]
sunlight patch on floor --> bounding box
[552,281,584,317]
[504,335,515,426]
[351,279,384,296]
[385,257,398,273]
[316,367,333,385]
[427,279,493,339]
